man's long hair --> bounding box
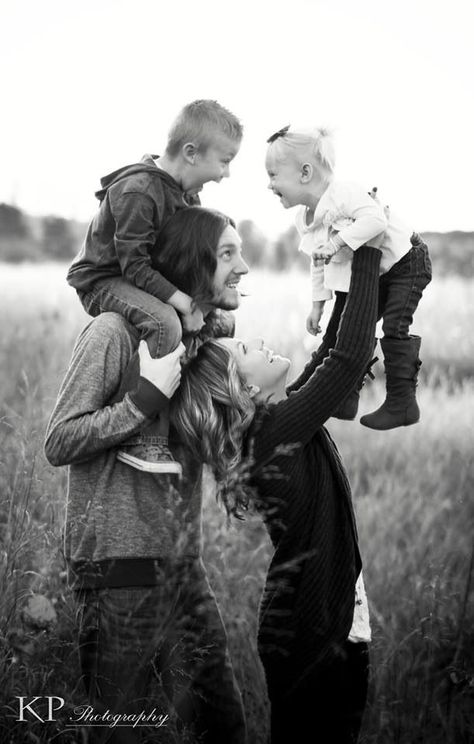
[171,339,255,516]
[151,206,236,306]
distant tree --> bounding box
[41,216,77,259]
[421,231,474,278]
[0,203,30,239]
[271,225,308,272]
[237,219,268,267]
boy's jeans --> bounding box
[378,234,432,338]
[78,277,182,358]
[78,278,182,444]
[75,559,247,744]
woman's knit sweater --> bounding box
[247,245,381,696]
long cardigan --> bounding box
[247,245,381,697]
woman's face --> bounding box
[218,337,290,396]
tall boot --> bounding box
[332,343,379,421]
[360,335,422,430]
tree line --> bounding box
[0,202,472,276]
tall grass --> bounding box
[0,263,473,742]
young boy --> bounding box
[265,124,432,430]
[67,99,243,472]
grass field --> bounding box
[0,262,473,743]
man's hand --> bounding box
[181,306,205,334]
[138,341,185,398]
[306,300,326,336]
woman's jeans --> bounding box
[267,641,369,744]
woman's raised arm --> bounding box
[253,246,381,456]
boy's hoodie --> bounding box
[67,154,199,302]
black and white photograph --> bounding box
[1,1,473,742]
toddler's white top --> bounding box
[295,180,413,301]
[348,572,371,643]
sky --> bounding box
[1,0,473,237]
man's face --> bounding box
[265,149,303,208]
[211,224,249,310]
[189,135,241,192]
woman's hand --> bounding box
[313,232,349,264]
[312,239,342,264]
[138,340,185,398]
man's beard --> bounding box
[215,297,239,311]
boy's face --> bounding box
[188,135,241,192]
[265,149,304,208]
[210,224,249,310]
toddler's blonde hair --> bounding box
[268,125,336,174]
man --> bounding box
[45,207,248,743]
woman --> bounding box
[171,244,382,744]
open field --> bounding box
[0,262,473,742]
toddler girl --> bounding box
[265,124,432,429]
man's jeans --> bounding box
[378,234,432,339]
[75,559,247,744]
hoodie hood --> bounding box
[95,154,182,202]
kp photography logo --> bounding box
[14,696,170,730]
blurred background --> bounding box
[0,1,473,742]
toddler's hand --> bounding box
[306,301,325,336]
[181,306,205,334]
[312,239,340,264]
[138,341,185,398]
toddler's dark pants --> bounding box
[378,233,432,338]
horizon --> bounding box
[4,199,474,240]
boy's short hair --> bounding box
[165,100,243,157]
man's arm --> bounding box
[44,315,168,467]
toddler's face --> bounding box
[189,135,240,192]
[265,149,303,209]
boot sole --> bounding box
[360,417,420,431]
[117,451,183,475]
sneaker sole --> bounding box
[117,451,182,476]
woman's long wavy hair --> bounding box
[151,206,236,306]
[171,339,256,517]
